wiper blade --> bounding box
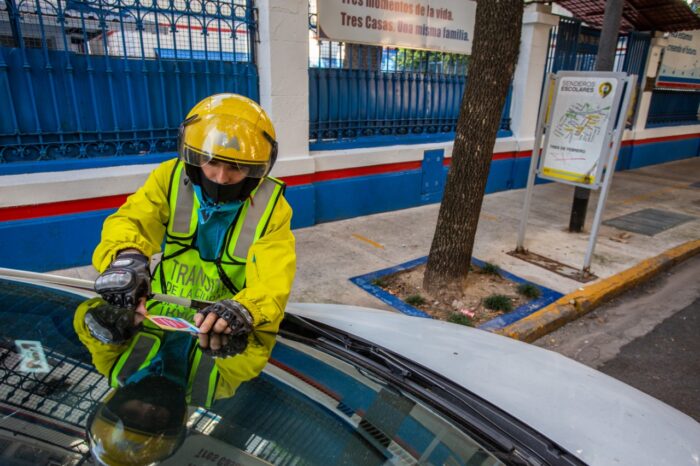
[283,314,352,347]
[289,316,413,378]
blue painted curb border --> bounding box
[349,256,563,330]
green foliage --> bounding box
[483,294,513,312]
[448,313,474,326]
[371,277,389,288]
[517,283,541,299]
[393,48,469,74]
[479,262,500,276]
[405,294,426,306]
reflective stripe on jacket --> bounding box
[93,158,296,333]
[110,331,219,408]
[73,298,278,407]
[150,162,285,318]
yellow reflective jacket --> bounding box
[93,158,296,333]
[73,298,276,402]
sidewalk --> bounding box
[54,157,700,315]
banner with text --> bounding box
[657,30,700,90]
[539,75,622,187]
[316,0,476,55]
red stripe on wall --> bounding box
[622,132,700,146]
[282,161,422,186]
[655,82,700,90]
[1,132,696,222]
[0,195,129,222]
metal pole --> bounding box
[583,75,636,271]
[516,75,554,251]
[568,0,625,232]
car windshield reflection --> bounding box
[0,278,503,465]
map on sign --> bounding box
[553,102,611,145]
[540,76,620,186]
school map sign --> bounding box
[516,71,635,275]
[316,0,476,55]
[657,30,700,90]
[538,74,623,187]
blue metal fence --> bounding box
[647,90,700,127]
[545,18,649,76]
[544,17,651,128]
[0,0,257,170]
[308,2,511,150]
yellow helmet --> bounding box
[86,377,187,465]
[178,94,278,179]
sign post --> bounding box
[516,71,636,276]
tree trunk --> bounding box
[423,0,523,293]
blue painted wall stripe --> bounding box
[0,135,698,272]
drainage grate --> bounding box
[603,208,696,236]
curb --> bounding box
[496,238,700,343]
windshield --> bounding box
[0,278,504,465]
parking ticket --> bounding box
[146,314,200,334]
[15,340,50,373]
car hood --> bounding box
[287,303,700,466]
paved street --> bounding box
[535,254,700,421]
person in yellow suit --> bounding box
[88,94,296,355]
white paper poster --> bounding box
[316,0,476,54]
[540,76,621,186]
[657,30,700,90]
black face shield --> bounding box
[184,163,259,204]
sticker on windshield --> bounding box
[146,314,200,334]
[15,340,50,373]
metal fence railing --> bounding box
[544,19,650,77]
[647,90,700,127]
[308,1,511,150]
[0,0,257,170]
[543,17,651,128]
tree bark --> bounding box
[423,0,523,293]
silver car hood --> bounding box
[287,303,700,466]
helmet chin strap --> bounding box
[184,164,259,204]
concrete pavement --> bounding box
[53,157,700,323]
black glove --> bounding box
[84,298,140,344]
[94,253,151,310]
[196,300,253,336]
[199,333,249,358]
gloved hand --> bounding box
[198,333,249,358]
[194,299,253,336]
[94,253,151,310]
[84,299,140,344]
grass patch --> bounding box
[405,294,426,306]
[517,283,541,299]
[371,277,389,287]
[448,313,474,326]
[483,294,513,312]
[479,262,500,276]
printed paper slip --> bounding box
[146,314,200,334]
[15,340,50,373]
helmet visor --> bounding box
[178,114,274,178]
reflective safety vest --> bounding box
[150,162,285,318]
[109,331,220,408]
